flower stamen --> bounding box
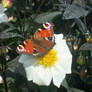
[38,49,58,67]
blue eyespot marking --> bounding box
[33,48,38,54]
[48,37,52,40]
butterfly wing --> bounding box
[32,36,55,56]
[17,22,55,56]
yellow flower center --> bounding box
[38,49,58,67]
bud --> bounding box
[0,47,9,55]
[73,44,78,51]
[8,16,16,22]
[66,37,73,42]
[8,16,13,22]
[73,39,80,51]
[80,68,87,79]
[5,55,10,61]
[77,54,85,66]
[2,0,13,8]
[86,38,92,43]
[0,76,4,84]
[0,49,3,55]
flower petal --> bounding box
[0,4,7,13]
[19,54,38,67]
[54,34,72,73]
[59,53,72,73]
[26,65,52,86]
[19,54,53,86]
[51,62,66,88]
[0,13,8,23]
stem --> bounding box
[33,0,45,20]
[87,51,91,76]
[36,0,45,13]
[2,55,8,92]
[65,20,70,34]
[70,0,74,4]
[3,70,8,92]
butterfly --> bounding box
[17,22,55,56]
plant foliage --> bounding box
[0,0,92,92]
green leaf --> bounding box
[39,86,49,92]
[34,11,62,23]
[68,88,85,92]
[8,56,26,77]
[7,56,20,73]
[2,27,16,33]
[79,43,92,50]
[7,77,15,84]
[74,18,86,33]
[88,0,92,4]
[61,79,69,89]
[0,32,23,39]
[0,27,23,39]
[73,0,83,5]
[63,4,89,19]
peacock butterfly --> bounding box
[17,22,55,56]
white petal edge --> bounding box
[0,14,8,23]
[0,4,7,12]
[51,63,66,88]
[54,34,72,73]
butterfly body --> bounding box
[17,22,55,56]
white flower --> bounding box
[0,4,8,23]
[19,34,72,88]
[0,75,3,84]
